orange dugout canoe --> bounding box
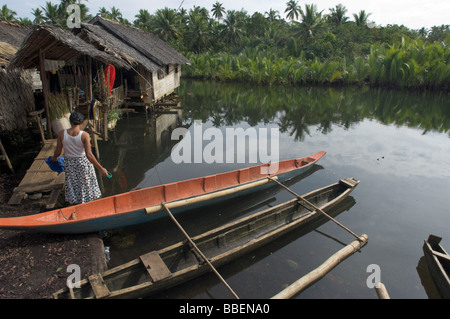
[0,151,325,234]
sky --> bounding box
[4,0,449,30]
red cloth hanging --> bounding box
[104,64,116,95]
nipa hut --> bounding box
[78,16,191,107]
[8,24,130,140]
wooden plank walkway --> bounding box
[8,139,65,209]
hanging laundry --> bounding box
[104,64,116,95]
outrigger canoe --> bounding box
[423,234,450,299]
[0,151,325,234]
[53,177,359,299]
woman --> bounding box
[51,111,108,205]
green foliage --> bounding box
[184,38,449,90]
[4,1,448,90]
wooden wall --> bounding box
[152,64,181,102]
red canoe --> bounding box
[0,151,325,234]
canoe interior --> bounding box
[55,178,355,299]
[423,235,450,299]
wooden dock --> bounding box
[8,139,65,209]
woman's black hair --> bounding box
[69,112,84,125]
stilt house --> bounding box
[76,16,191,107]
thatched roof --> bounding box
[90,16,191,67]
[0,21,30,48]
[8,24,129,70]
[0,41,18,64]
[77,23,161,72]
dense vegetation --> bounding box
[1,1,449,90]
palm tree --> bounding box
[185,11,211,53]
[177,8,188,25]
[41,2,59,24]
[297,4,325,38]
[211,1,225,22]
[98,7,110,18]
[153,7,180,42]
[285,0,300,22]
[265,9,281,22]
[328,4,348,26]
[353,10,371,27]
[219,10,244,46]
[109,6,122,21]
[134,9,152,31]
[17,17,33,26]
[0,4,17,22]
[191,5,209,19]
[32,8,45,24]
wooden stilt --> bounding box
[162,203,239,299]
[0,137,14,173]
[29,109,46,144]
[38,49,53,139]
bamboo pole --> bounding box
[375,283,390,299]
[162,203,239,299]
[145,176,278,214]
[38,49,53,139]
[271,234,368,299]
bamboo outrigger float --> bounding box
[53,177,359,299]
[0,151,325,234]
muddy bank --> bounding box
[0,171,108,299]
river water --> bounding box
[98,80,450,299]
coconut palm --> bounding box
[98,7,110,18]
[297,4,325,38]
[285,0,301,22]
[109,6,122,21]
[219,10,244,46]
[265,9,281,22]
[353,10,372,27]
[134,9,152,31]
[211,1,225,22]
[41,2,59,24]
[328,4,348,26]
[153,7,181,42]
[185,11,211,53]
[31,8,45,24]
[0,4,17,22]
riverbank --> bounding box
[0,171,107,299]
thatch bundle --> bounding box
[0,41,18,65]
[0,68,34,131]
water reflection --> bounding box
[181,81,450,140]
[97,80,450,299]
[98,110,185,197]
